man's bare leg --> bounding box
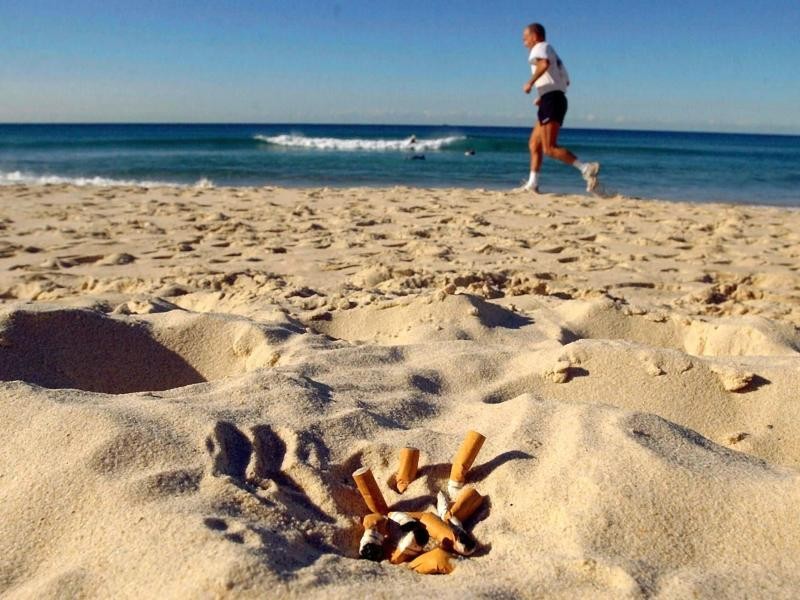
[523,123,543,191]
[540,122,600,191]
[540,121,576,164]
[530,123,543,172]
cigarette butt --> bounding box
[419,512,456,548]
[447,486,484,524]
[390,530,426,564]
[419,512,476,556]
[408,547,455,575]
[359,513,387,561]
[449,430,486,485]
[363,513,387,534]
[390,547,410,565]
[395,447,420,493]
[352,466,389,515]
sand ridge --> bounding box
[1,184,799,598]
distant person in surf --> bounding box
[409,134,417,146]
[521,23,600,193]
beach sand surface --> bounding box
[1,184,799,598]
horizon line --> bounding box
[1,121,798,138]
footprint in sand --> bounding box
[205,421,286,481]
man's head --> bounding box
[522,23,546,48]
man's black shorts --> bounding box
[538,91,568,126]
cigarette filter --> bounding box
[408,547,455,575]
[390,529,427,564]
[446,486,484,526]
[359,513,387,562]
[448,430,485,498]
[419,512,455,548]
[395,447,420,494]
[419,512,476,556]
[352,466,389,515]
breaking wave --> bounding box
[0,170,213,188]
[254,133,465,151]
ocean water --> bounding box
[1,123,798,206]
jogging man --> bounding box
[521,23,599,193]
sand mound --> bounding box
[311,293,557,346]
[553,298,800,357]
[0,305,298,394]
[552,297,683,349]
[682,316,799,356]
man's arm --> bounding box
[523,58,550,94]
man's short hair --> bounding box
[527,23,546,40]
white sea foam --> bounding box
[0,170,213,188]
[194,177,215,189]
[254,134,464,151]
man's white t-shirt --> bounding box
[529,42,570,96]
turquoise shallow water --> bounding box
[1,123,798,206]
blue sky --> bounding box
[1,0,799,132]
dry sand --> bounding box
[1,183,799,598]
